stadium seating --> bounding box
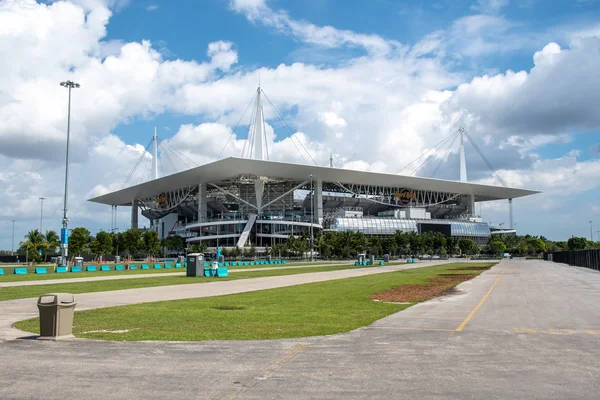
[35,267,47,274]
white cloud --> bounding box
[229,0,398,55]
[146,4,158,12]
[471,0,510,14]
[1,0,600,247]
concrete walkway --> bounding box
[2,260,600,399]
[0,261,353,288]
[0,260,451,340]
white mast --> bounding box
[254,86,265,161]
[459,127,468,182]
[152,126,158,180]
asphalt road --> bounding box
[1,259,599,399]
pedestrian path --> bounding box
[0,260,451,340]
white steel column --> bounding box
[509,198,514,229]
[198,184,207,222]
[312,179,323,224]
[254,87,265,161]
[131,199,139,230]
[152,126,158,180]
[459,128,468,182]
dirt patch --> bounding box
[212,306,247,311]
[370,273,477,303]
[449,266,492,271]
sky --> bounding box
[1,0,600,249]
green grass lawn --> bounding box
[0,264,382,301]
[14,262,495,341]
[0,260,346,283]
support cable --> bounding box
[262,90,317,165]
[462,128,508,187]
[160,139,198,168]
[217,92,257,160]
[432,131,460,178]
[395,130,459,175]
[121,138,153,188]
[410,130,460,176]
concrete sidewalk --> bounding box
[0,260,451,341]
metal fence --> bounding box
[543,250,600,271]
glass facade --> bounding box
[330,217,490,244]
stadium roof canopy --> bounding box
[88,157,540,206]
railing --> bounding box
[543,250,600,271]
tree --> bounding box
[20,229,47,263]
[91,231,113,258]
[526,237,546,255]
[143,230,160,256]
[567,237,587,251]
[69,227,92,257]
[489,241,507,256]
[122,229,143,257]
[458,239,476,255]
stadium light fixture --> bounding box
[59,80,80,266]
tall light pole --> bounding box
[38,197,46,234]
[11,220,15,255]
[590,221,594,242]
[60,80,80,266]
[309,174,315,262]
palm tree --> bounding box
[44,230,60,261]
[20,229,46,264]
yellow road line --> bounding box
[455,266,508,332]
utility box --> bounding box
[73,257,84,267]
[37,293,77,340]
[114,255,120,264]
[186,253,204,277]
[383,254,390,262]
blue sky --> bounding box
[1,0,600,248]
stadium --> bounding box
[89,87,540,249]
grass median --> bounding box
[0,263,398,301]
[15,262,495,341]
[0,261,342,283]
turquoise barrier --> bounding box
[56,266,68,273]
[35,267,47,274]
[204,268,213,277]
[164,263,172,268]
[153,264,161,269]
[0,268,4,275]
[141,264,149,269]
[129,264,138,270]
[115,264,125,271]
[175,263,182,268]
[86,266,97,272]
[14,268,27,275]
[100,265,111,271]
[71,266,82,272]
[216,268,228,277]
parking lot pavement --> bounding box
[2,259,599,399]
